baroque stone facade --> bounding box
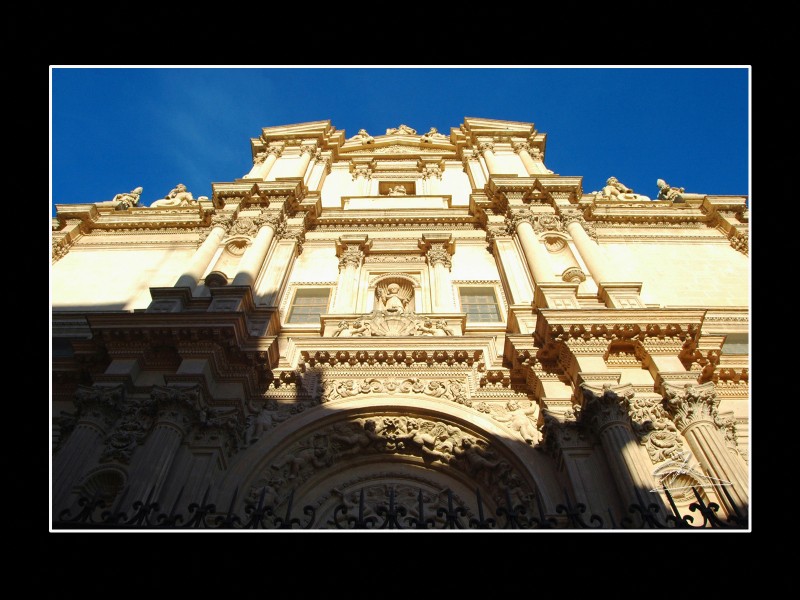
[51,118,750,528]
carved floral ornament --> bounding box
[546,321,698,345]
[248,414,532,507]
[338,246,364,269]
[425,244,452,269]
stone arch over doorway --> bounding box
[218,396,563,526]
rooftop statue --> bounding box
[347,128,374,144]
[386,124,417,135]
[656,178,685,203]
[598,177,651,202]
[420,127,448,143]
[95,186,143,210]
[150,183,199,208]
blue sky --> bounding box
[51,67,749,214]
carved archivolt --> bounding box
[247,414,532,509]
[368,273,420,288]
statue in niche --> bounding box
[347,128,374,144]
[420,127,447,143]
[656,178,685,203]
[387,185,408,196]
[599,177,651,202]
[386,124,417,135]
[150,183,199,208]
[376,281,413,315]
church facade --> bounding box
[51,118,750,529]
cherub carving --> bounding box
[375,281,413,315]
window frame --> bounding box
[285,286,332,326]
[457,284,504,324]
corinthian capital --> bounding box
[661,381,720,432]
[210,213,235,232]
[506,209,535,231]
[425,244,452,270]
[338,246,364,269]
[266,144,284,157]
[478,141,495,154]
[299,144,317,156]
[579,383,635,432]
[513,141,531,154]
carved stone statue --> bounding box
[96,186,143,210]
[376,282,412,314]
[599,177,651,202]
[332,320,352,337]
[656,178,685,203]
[347,128,374,144]
[420,127,447,143]
[493,400,542,445]
[387,185,408,196]
[150,183,199,208]
[434,320,453,336]
[386,124,417,135]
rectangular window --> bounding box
[459,287,501,322]
[287,288,331,324]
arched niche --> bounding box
[367,273,421,313]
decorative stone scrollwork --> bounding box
[661,381,719,432]
[52,238,69,263]
[485,224,509,245]
[100,396,157,464]
[267,145,284,157]
[253,152,266,165]
[425,243,452,270]
[211,213,235,232]
[338,246,364,270]
[533,214,563,234]
[250,415,530,506]
[730,231,748,256]
[627,396,684,464]
[299,144,317,156]
[540,409,583,456]
[560,208,597,241]
[332,314,454,338]
[320,378,469,406]
[478,141,494,154]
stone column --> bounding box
[478,141,499,175]
[231,212,281,287]
[125,385,206,504]
[509,211,557,284]
[562,210,611,284]
[296,144,317,178]
[52,385,123,511]
[175,214,233,291]
[580,383,665,512]
[421,164,442,195]
[244,145,284,180]
[333,235,370,313]
[513,142,538,175]
[426,244,454,312]
[662,382,749,516]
